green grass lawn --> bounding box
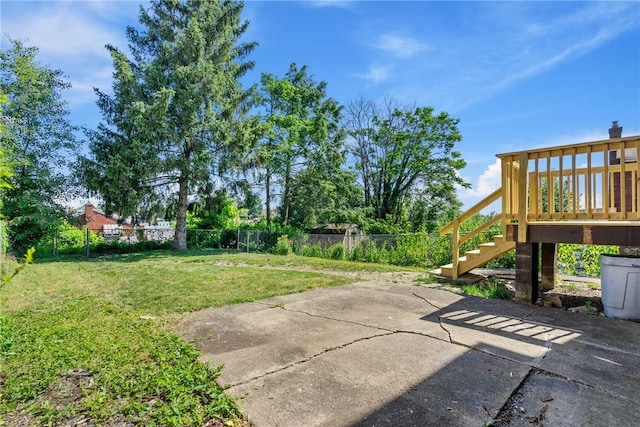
[1,250,420,426]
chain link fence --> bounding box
[28,224,519,270]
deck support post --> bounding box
[515,242,539,303]
[541,243,557,291]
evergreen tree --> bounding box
[80,0,256,249]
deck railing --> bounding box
[497,135,640,242]
[439,188,502,275]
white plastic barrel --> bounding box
[600,254,640,321]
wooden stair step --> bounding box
[436,237,515,279]
[479,242,497,248]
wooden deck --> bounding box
[436,134,640,303]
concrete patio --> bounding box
[177,280,640,426]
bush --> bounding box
[557,244,619,277]
[387,235,427,267]
[300,243,323,258]
[187,229,222,248]
[91,239,172,255]
[350,239,385,264]
[486,249,516,269]
[274,235,292,255]
[327,243,345,260]
[34,223,105,257]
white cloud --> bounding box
[355,65,391,85]
[2,3,129,61]
[384,1,639,113]
[373,33,427,58]
[459,159,502,210]
[1,1,138,111]
[67,65,115,108]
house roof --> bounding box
[309,224,360,234]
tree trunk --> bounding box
[265,169,271,226]
[173,175,189,250]
[282,157,291,226]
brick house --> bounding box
[75,203,134,239]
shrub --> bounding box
[580,244,619,277]
[486,249,516,269]
[327,243,345,260]
[387,235,427,267]
[350,239,385,264]
[34,223,105,257]
[557,244,619,277]
[300,243,323,258]
[274,235,292,255]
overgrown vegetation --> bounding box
[34,218,622,277]
[460,280,512,300]
[557,243,619,277]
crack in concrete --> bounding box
[257,300,395,333]
[493,366,609,424]
[250,289,578,395]
[520,307,537,321]
[228,331,395,388]
[408,288,564,378]
[492,367,534,423]
[411,287,453,343]
[258,301,451,344]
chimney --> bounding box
[609,120,622,139]
[85,203,94,222]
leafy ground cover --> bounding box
[1,250,417,426]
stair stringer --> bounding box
[431,236,515,278]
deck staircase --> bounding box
[430,188,514,279]
[432,234,515,278]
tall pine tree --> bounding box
[81,0,256,249]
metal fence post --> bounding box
[85,228,90,257]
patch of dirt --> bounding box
[543,281,603,312]
[2,368,99,427]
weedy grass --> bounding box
[0,250,380,425]
[461,281,512,300]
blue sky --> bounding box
[2,0,639,210]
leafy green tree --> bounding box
[0,92,13,191]
[286,164,364,229]
[188,186,240,229]
[344,96,468,230]
[0,39,76,254]
[80,0,257,249]
[256,63,349,227]
[540,176,573,213]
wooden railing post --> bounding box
[517,152,528,243]
[452,219,460,279]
